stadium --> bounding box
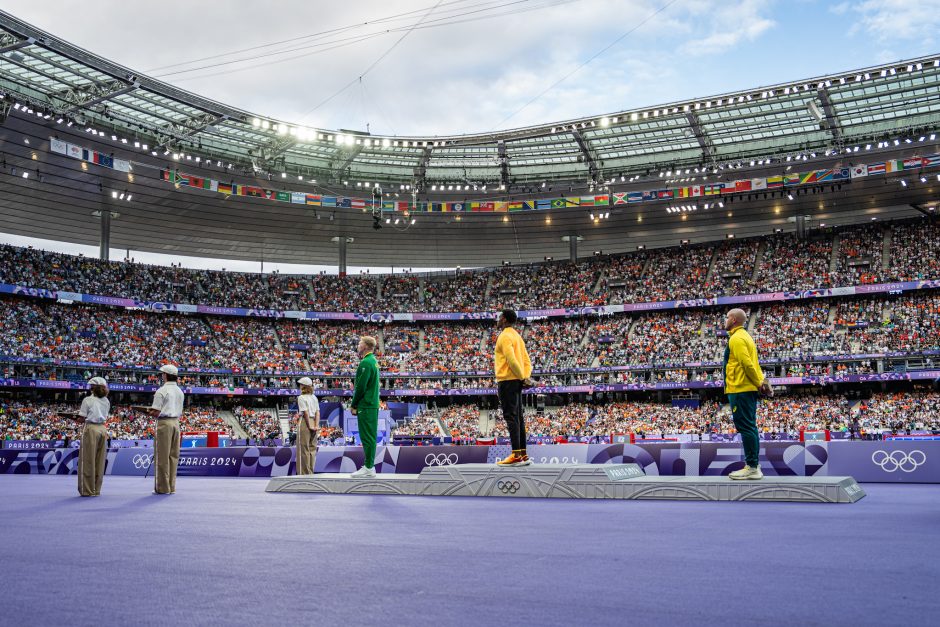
[1,4,939,626]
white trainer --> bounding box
[729,465,764,480]
[350,466,376,478]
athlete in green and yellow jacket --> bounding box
[723,308,773,480]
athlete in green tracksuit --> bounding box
[350,335,380,478]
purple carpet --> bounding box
[1,476,938,626]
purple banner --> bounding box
[0,442,937,483]
[1,370,938,397]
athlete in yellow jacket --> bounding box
[494,309,534,466]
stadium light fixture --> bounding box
[21,171,28,178]
[787,193,794,200]
[900,180,907,187]
[111,191,118,198]
[718,201,724,208]
[600,116,610,127]
[921,176,927,183]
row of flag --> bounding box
[50,137,940,214]
[49,137,131,172]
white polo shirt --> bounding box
[152,381,185,418]
[79,395,110,424]
[297,393,320,422]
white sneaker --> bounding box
[729,465,764,480]
[350,466,376,478]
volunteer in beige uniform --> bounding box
[142,364,185,494]
[73,376,110,497]
[296,377,320,475]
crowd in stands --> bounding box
[0,401,232,441]
[423,272,491,313]
[392,410,443,436]
[233,406,279,440]
[888,221,940,281]
[1,220,938,315]
[834,224,884,285]
[427,392,940,440]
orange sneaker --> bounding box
[497,453,525,466]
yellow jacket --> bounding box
[724,326,765,394]
[494,327,532,381]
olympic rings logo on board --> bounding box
[132,454,153,469]
[871,450,926,473]
[496,479,520,494]
[424,453,458,466]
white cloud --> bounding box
[678,0,775,55]
[850,0,940,43]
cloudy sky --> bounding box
[2,0,939,271]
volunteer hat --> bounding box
[88,377,108,387]
[159,364,179,376]
[297,377,314,386]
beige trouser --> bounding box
[297,419,318,475]
[154,418,180,494]
[77,422,108,496]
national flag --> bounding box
[81,148,91,161]
[307,194,322,206]
[850,165,868,178]
[67,143,83,160]
[923,154,940,167]
[97,154,114,168]
[735,180,752,192]
[429,202,442,212]
[233,184,243,195]
[339,197,352,208]
[766,175,783,189]
[627,192,644,203]
[904,157,924,169]
[551,198,567,209]
[276,191,292,203]
[477,201,495,212]
[291,191,306,204]
[751,178,767,191]
[415,201,428,212]
[613,192,628,205]
[451,202,465,212]
[187,175,205,188]
[262,189,275,200]
[884,159,902,173]
[494,202,509,212]
[703,184,721,196]
[113,159,131,173]
[642,191,657,201]
[721,183,737,195]
[815,169,834,182]
[867,162,886,175]
[593,194,609,206]
[580,196,595,206]
[657,189,674,199]
[691,185,703,197]
[243,186,263,197]
[677,187,691,199]
[321,196,337,207]
[50,137,68,155]
[800,172,818,184]
[509,201,524,211]
[350,198,365,209]
[219,183,233,195]
[832,167,851,180]
[396,201,410,212]
[535,199,552,209]
[784,173,801,186]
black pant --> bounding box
[498,379,526,452]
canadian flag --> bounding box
[851,164,868,178]
[691,185,702,197]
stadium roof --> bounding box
[0,10,939,268]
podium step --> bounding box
[266,464,865,503]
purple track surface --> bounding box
[1,476,938,626]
